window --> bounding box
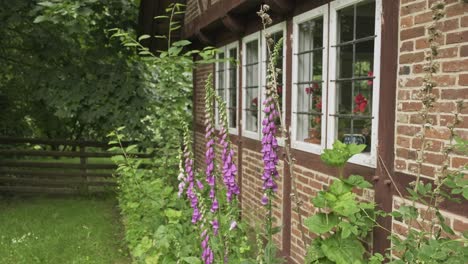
[242,25,286,140]
[215,42,239,134]
[292,5,328,154]
[242,33,261,139]
[293,0,381,167]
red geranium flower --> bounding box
[277,86,282,95]
[251,97,258,106]
[367,71,373,86]
[315,99,322,111]
[305,83,319,94]
[353,93,368,113]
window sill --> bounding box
[291,140,323,155]
[347,152,377,168]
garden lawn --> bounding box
[0,196,130,264]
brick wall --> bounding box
[395,0,468,178]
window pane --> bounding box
[356,0,376,39]
[216,52,225,125]
[334,0,376,152]
[228,48,237,128]
[335,80,373,153]
[295,16,324,145]
[338,44,353,79]
[338,5,354,43]
[354,40,374,77]
[245,40,259,132]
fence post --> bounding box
[80,144,88,194]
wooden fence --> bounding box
[0,137,151,194]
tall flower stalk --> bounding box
[257,4,308,253]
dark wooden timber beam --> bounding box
[196,30,214,45]
[221,14,245,35]
[264,0,294,14]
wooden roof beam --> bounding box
[264,0,293,14]
[221,14,245,35]
[195,30,214,46]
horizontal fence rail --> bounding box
[0,137,151,195]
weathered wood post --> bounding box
[79,143,88,194]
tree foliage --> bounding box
[0,0,162,140]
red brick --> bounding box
[442,59,468,72]
[460,74,468,86]
[446,30,468,45]
[405,77,424,87]
[397,125,421,136]
[401,101,422,111]
[397,136,411,148]
[435,101,457,113]
[424,152,445,164]
[445,3,467,17]
[415,38,429,49]
[462,16,468,27]
[400,52,425,64]
[395,159,407,170]
[401,26,426,40]
[461,45,468,57]
[401,16,414,28]
[412,138,443,152]
[438,18,459,32]
[438,47,458,59]
[428,0,458,6]
[412,64,424,74]
[396,147,418,159]
[452,157,468,169]
[401,1,426,16]
[398,90,411,100]
[453,219,468,233]
[425,127,451,140]
[400,41,414,52]
[408,163,436,176]
[441,88,468,99]
[414,11,432,24]
[432,75,456,86]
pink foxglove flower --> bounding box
[260,97,280,205]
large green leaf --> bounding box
[331,192,360,217]
[304,213,339,234]
[320,234,365,264]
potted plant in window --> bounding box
[251,97,258,121]
[343,93,368,145]
[304,83,322,144]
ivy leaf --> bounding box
[304,213,339,234]
[320,234,365,264]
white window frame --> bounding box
[215,42,240,135]
[225,42,240,135]
[328,0,382,167]
[215,49,226,130]
[242,32,262,140]
[291,5,329,155]
[261,22,287,146]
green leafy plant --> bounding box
[305,141,383,264]
[108,128,200,263]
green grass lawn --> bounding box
[0,196,130,264]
